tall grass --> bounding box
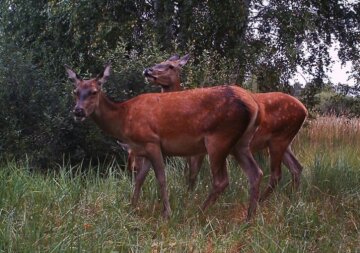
[0,116,359,252]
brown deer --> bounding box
[144,54,189,92]
[141,54,308,201]
[65,64,263,220]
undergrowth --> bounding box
[0,116,359,252]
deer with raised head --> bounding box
[144,54,189,92]
[65,63,263,220]
[141,54,308,201]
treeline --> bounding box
[0,0,359,167]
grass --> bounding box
[0,116,359,252]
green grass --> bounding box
[0,117,359,252]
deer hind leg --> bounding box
[145,143,171,219]
[232,147,263,221]
[259,141,288,202]
[282,147,303,190]
[131,157,151,207]
[186,154,205,191]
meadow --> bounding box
[0,116,359,252]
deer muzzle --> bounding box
[73,107,86,122]
[143,68,156,81]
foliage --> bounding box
[318,94,360,117]
[0,116,359,252]
[310,85,360,116]
[0,0,359,166]
[1,0,358,85]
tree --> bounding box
[0,0,359,166]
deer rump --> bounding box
[122,85,252,157]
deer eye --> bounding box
[90,90,98,96]
[168,65,174,69]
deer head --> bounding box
[65,64,111,122]
[143,54,190,91]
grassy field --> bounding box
[0,116,359,252]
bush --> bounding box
[0,37,248,168]
[314,88,360,117]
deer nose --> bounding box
[143,68,153,76]
[74,107,85,117]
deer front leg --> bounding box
[282,147,303,191]
[201,157,228,211]
[233,147,263,221]
[131,157,151,207]
[186,154,205,191]
[201,137,230,212]
[145,143,171,219]
[260,140,288,201]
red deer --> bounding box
[65,64,263,220]
[141,54,308,201]
[144,54,189,92]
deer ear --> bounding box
[179,54,190,67]
[65,65,81,85]
[168,54,180,61]
[97,64,111,85]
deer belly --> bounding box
[160,135,206,156]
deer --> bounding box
[139,54,308,201]
[65,63,263,220]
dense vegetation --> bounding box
[0,116,359,252]
[0,0,359,166]
[0,1,359,252]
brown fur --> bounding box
[66,64,262,220]
[139,55,308,201]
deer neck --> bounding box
[172,82,182,91]
[163,78,182,92]
[90,92,127,140]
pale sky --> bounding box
[291,44,356,86]
[253,0,358,87]
[328,50,354,85]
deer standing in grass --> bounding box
[140,54,308,201]
[65,64,263,220]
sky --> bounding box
[290,44,356,86]
[253,0,358,87]
[327,50,355,85]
